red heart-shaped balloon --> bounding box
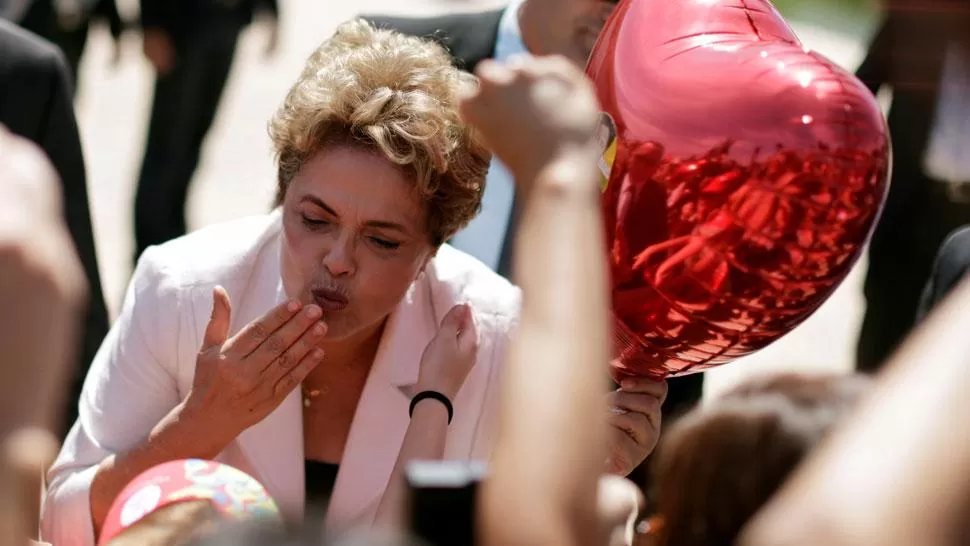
[588,0,890,380]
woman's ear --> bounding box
[415,247,439,280]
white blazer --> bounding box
[40,211,520,546]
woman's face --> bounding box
[280,146,435,341]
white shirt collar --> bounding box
[493,0,529,62]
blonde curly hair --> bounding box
[268,19,490,246]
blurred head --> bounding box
[105,500,223,546]
[269,19,490,341]
[519,0,621,66]
[647,372,872,546]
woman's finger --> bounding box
[261,320,327,383]
[273,348,325,398]
[456,305,479,355]
[611,391,661,432]
[608,410,652,447]
[201,286,232,352]
[619,377,668,403]
[224,298,303,358]
[247,304,322,369]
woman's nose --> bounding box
[322,233,356,277]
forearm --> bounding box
[89,403,230,537]
[487,151,610,545]
[375,402,450,528]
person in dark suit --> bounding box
[366,0,705,479]
[918,224,970,319]
[16,0,124,92]
[132,0,278,261]
[0,19,110,437]
[855,1,970,372]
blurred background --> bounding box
[74,0,882,400]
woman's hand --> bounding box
[606,378,668,476]
[460,55,602,191]
[180,287,328,444]
[415,303,479,400]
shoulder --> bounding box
[935,225,970,279]
[428,245,521,333]
[363,9,505,70]
[0,20,65,77]
[364,9,503,37]
[136,213,283,291]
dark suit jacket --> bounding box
[19,0,124,40]
[0,20,109,435]
[919,225,970,319]
[855,8,970,221]
[139,0,278,39]
[365,10,504,74]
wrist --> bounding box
[160,401,233,459]
[521,144,602,202]
[409,390,454,425]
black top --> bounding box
[305,460,340,510]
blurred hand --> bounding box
[416,303,479,400]
[460,55,602,191]
[606,377,667,476]
[0,429,60,546]
[262,13,280,58]
[0,126,86,440]
[54,0,83,31]
[179,288,327,448]
[142,28,175,75]
[597,474,645,546]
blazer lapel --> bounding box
[232,234,306,522]
[325,274,439,527]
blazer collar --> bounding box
[324,267,442,527]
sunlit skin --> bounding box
[279,146,436,356]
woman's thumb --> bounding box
[202,286,232,350]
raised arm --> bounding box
[461,57,611,546]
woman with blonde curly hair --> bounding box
[41,19,505,546]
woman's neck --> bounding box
[306,320,386,383]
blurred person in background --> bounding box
[0,125,87,546]
[41,20,663,545]
[739,274,970,546]
[367,0,702,480]
[639,372,871,546]
[15,0,124,91]
[855,0,970,372]
[0,17,111,439]
[132,0,279,261]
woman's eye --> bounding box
[301,215,328,229]
[370,237,401,250]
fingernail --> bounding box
[286,300,301,313]
[312,323,326,336]
[609,406,629,415]
[312,348,325,359]
[621,379,636,390]
[305,305,322,319]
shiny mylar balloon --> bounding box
[588,0,890,380]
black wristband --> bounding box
[409,391,453,425]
